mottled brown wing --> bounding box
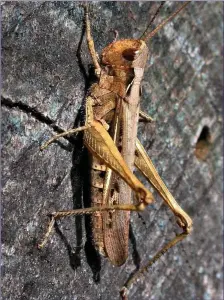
[103,173,131,266]
[103,99,130,266]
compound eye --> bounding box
[122,48,138,61]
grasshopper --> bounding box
[38,2,193,299]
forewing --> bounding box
[103,99,130,266]
[103,174,130,266]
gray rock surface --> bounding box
[2,2,223,300]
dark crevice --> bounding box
[197,126,211,143]
[1,95,76,144]
[2,95,57,126]
[194,125,212,161]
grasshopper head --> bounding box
[101,39,149,70]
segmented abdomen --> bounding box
[89,155,107,256]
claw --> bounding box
[120,287,128,300]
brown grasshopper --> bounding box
[38,2,193,299]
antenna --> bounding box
[141,1,190,42]
[140,2,166,41]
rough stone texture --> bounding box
[1,2,223,300]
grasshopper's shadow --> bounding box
[70,126,101,283]
[54,21,101,283]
